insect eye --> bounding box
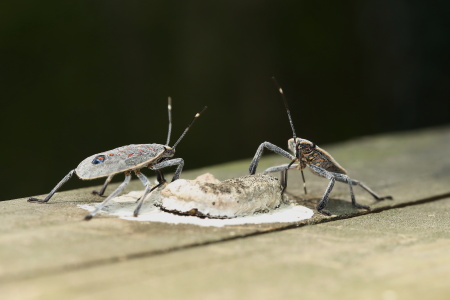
[300,143,315,153]
[92,155,106,165]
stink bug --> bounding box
[29,98,207,220]
[249,78,392,215]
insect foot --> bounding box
[249,77,393,215]
[158,173,286,219]
[28,98,207,220]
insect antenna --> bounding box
[271,76,297,140]
[166,97,173,146]
[272,76,307,194]
[172,106,207,149]
[295,144,308,195]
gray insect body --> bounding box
[249,78,392,215]
[29,98,206,220]
[76,144,170,179]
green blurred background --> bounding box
[1,1,449,200]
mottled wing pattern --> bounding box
[304,146,347,174]
[76,144,166,179]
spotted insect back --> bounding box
[76,144,167,179]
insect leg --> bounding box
[84,172,131,220]
[152,158,184,181]
[316,177,335,216]
[307,164,338,215]
[262,163,299,174]
[133,171,159,217]
[249,142,296,175]
[345,177,370,210]
[28,169,76,203]
[263,162,306,194]
[308,164,391,213]
[165,97,172,146]
[134,169,167,205]
[136,182,164,217]
[280,169,288,193]
[155,169,166,184]
[92,174,114,196]
[344,178,393,202]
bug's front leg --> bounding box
[151,158,184,182]
[28,169,76,203]
[249,142,296,175]
[263,163,300,175]
[92,174,114,197]
[263,160,309,195]
[85,172,131,220]
[263,162,300,194]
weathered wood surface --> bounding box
[1,126,449,299]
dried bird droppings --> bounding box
[77,173,314,226]
[159,174,285,218]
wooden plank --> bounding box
[0,126,449,298]
[2,198,449,300]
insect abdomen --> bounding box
[306,147,347,174]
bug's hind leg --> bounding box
[92,174,114,197]
[249,142,296,175]
[345,178,370,211]
[332,173,392,204]
[309,164,392,214]
[355,181,393,202]
[84,172,131,220]
[307,165,355,215]
[28,170,76,203]
[152,158,184,182]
